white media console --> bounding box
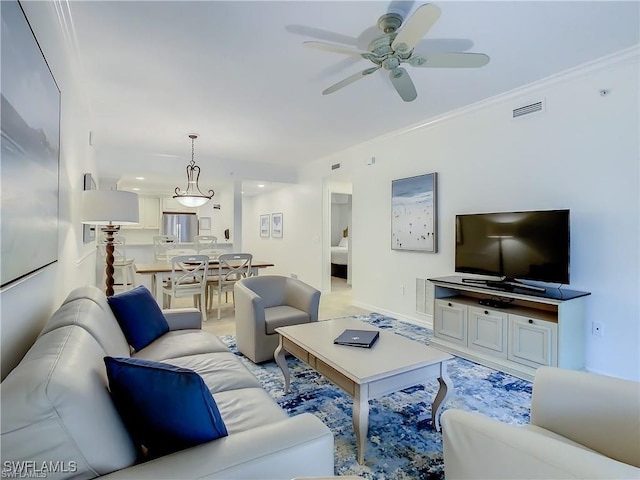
[429,276,591,381]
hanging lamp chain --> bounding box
[173,134,214,203]
[190,135,196,168]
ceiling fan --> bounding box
[303,3,490,102]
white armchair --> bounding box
[441,366,640,479]
[234,275,320,363]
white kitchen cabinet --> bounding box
[123,196,159,230]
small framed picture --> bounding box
[271,213,283,238]
[260,214,270,238]
[199,217,211,231]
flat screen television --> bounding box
[455,209,570,286]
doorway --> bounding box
[330,192,352,292]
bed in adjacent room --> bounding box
[331,232,348,279]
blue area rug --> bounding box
[220,313,532,479]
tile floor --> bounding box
[170,277,370,337]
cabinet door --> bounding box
[434,299,467,346]
[508,314,557,368]
[468,306,508,357]
[123,197,143,229]
[142,197,160,229]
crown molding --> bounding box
[377,45,640,141]
[316,45,640,164]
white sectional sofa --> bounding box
[442,366,640,479]
[1,286,334,480]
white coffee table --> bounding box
[274,318,453,465]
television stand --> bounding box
[429,276,590,381]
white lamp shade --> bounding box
[82,190,139,225]
[174,195,210,208]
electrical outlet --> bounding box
[592,321,603,337]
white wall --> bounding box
[199,184,234,242]
[242,182,324,287]
[243,49,640,381]
[0,2,97,379]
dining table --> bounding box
[135,259,275,304]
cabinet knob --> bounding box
[448,302,452,307]
[484,310,489,315]
[528,319,534,324]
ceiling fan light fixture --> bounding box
[173,134,214,208]
[377,12,403,34]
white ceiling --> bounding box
[65,1,639,196]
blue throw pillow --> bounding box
[107,286,169,351]
[104,356,228,457]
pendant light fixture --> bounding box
[173,134,214,207]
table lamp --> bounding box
[82,189,139,296]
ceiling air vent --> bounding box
[513,101,544,118]
[331,163,341,170]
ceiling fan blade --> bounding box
[323,66,381,95]
[409,52,490,68]
[304,41,370,57]
[286,25,358,46]
[389,67,417,102]
[392,3,441,53]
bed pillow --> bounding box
[338,237,349,248]
[107,285,169,351]
[104,356,228,457]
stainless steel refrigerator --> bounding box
[162,213,198,243]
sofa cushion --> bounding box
[105,356,228,457]
[107,286,169,351]
[133,329,230,361]
[264,306,310,334]
[212,387,289,435]
[164,352,262,393]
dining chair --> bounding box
[153,235,178,261]
[194,235,218,253]
[98,236,136,293]
[208,253,253,320]
[151,235,179,294]
[162,254,209,322]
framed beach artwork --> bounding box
[1,0,61,287]
[260,214,270,238]
[271,213,283,238]
[391,173,438,253]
